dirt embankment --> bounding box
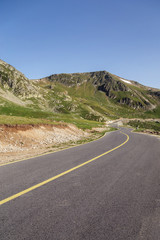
[0,124,90,164]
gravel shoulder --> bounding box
[0,123,110,165]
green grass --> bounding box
[128,120,160,133]
[0,94,105,129]
[0,102,53,119]
[0,115,60,125]
[0,110,105,129]
[47,113,105,129]
[144,106,160,119]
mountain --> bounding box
[39,71,160,110]
[0,59,160,126]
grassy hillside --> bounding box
[0,59,159,129]
[128,120,160,134]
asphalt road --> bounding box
[0,128,160,239]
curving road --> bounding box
[0,128,160,239]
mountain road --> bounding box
[0,128,160,239]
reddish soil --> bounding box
[0,124,89,164]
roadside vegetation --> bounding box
[0,114,105,130]
[128,120,160,134]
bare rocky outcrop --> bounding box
[0,59,39,98]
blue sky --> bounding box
[0,0,160,88]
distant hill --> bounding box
[39,71,160,110]
[0,59,160,125]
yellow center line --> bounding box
[0,131,129,206]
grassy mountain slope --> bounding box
[36,71,160,118]
[0,59,159,129]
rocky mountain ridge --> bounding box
[39,71,160,110]
[0,59,159,122]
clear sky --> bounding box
[0,0,160,88]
